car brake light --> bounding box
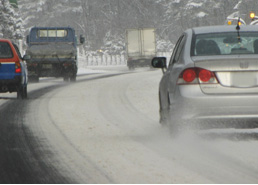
[199,69,211,82]
[183,69,196,82]
[15,63,21,73]
[63,63,71,67]
[177,67,217,85]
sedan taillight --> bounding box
[182,69,196,83]
[199,69,212,82]
[177,67,218,85]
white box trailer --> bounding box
[126,28,156,69]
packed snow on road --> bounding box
[1,63,258,183]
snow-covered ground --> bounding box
[22,67,258,183]
[1,65,258,183]
[77,65,128,75]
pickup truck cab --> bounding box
[0,39,28,99]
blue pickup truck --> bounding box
[0,39,28,99]
[26,27,84,82]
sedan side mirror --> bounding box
[152,57,167,68]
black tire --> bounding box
[159,92,168,126]
[159,109,168,126]
[17,89,21,99]
[63,76,69,82]
[17,85,27,99]
[128,65,135,70]
[70,74,76,82]
[23,86,28,99]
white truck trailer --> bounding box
[126,28,156,69]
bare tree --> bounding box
[18,0,258,52]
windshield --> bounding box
[38,29,68,38]
[192,32,258,56]
[0,42,13,58]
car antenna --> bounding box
[236,17,241,42]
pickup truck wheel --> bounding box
[70,75,76,82]
[63,77,69,82]
[128,65,135,70]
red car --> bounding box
[0,39,28,99]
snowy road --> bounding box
[1,66,258,183]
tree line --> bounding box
[2,0,258,53]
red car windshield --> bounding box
[0,42,13,58]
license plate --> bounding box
[231,72,258,87]
[42,64,52,69]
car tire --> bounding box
[159,92,169,126]
[23,86,28,99]
[63,76,69,82]
[128,64,135,70]
[17,86,21,99]
[159,109,168,126]
[17,85,27,99]
[70,74,76,82]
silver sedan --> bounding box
[152,25,258,132]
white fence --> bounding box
[157,52,171,61]
[79,52,171,67]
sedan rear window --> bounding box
[0,42,13,58]
[192,32,258,56]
